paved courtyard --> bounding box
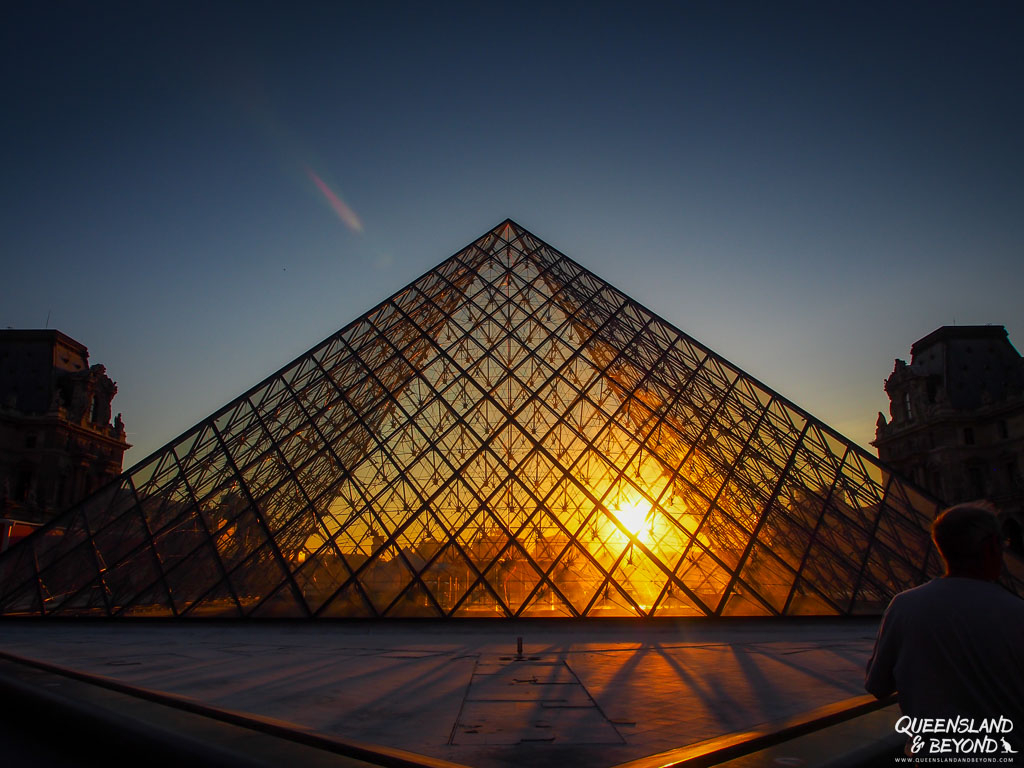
[0,618,889,767]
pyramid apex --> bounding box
[493,217,522,233]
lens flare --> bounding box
[306,167,363,233]
[612,499,652,536]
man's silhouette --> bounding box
[866,503,1024,756]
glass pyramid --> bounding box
[3,220,1020,618]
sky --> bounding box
[2,1,1022,465]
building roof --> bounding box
[0,329,88,355]
[908,324,1023,410]
[910,325,1012,357]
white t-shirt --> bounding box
[866,576,1024,751]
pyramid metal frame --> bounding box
[3,220,1021,618]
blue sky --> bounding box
[3,2,1022,463]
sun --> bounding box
[611,499,652,536]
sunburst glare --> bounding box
[612,498,652,536]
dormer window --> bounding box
[903,392,913,421]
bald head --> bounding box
[932,502,1003,581]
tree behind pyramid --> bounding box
[3,220,1020,617]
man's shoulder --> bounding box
[889,577,1024,615]
[889,577,948,602]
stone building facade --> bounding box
[0,330,130,548]
[873,325,1024,550]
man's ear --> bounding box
[983,534,1004,579]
